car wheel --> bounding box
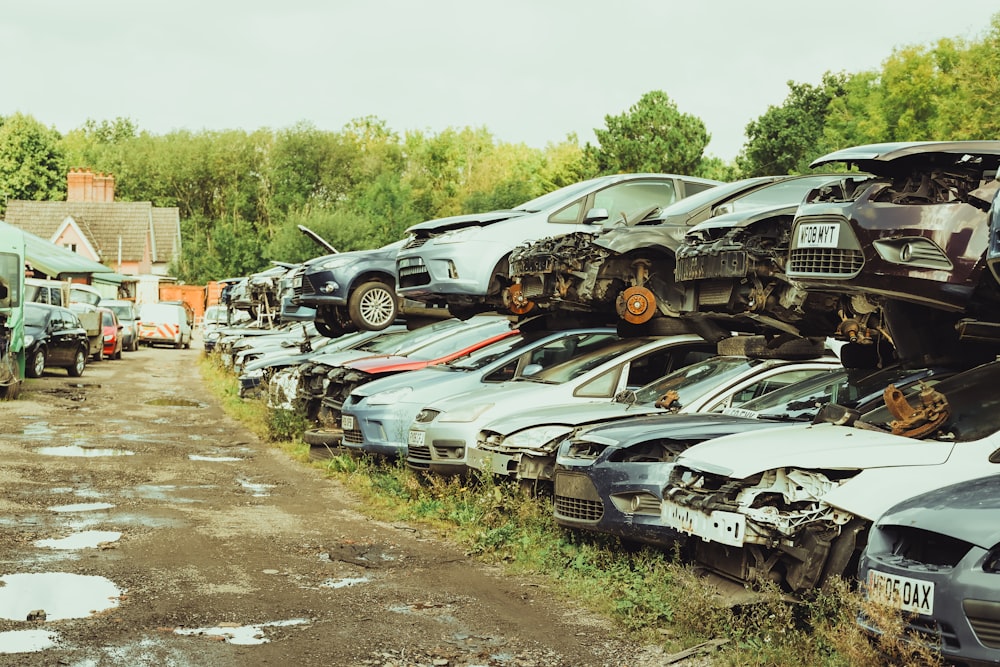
[93,346,103,362]
[67,348,86,377]
[26,348,45,378]
[315,305,354,338]
[303,427,345,447]
[348,281,398,331]
[131,337,139,352]
[0,380,20,400]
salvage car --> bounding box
[660,359,1000,594]
[858,473,1000,667]
[339,327,618,459]
[406,334,720,474]
[786,141,1000,365]
[98,306,123,360]
[551,363,952,547]
[23,302,90,377]
[505,174,841,334]
[100,299,140,352]
[292,239,405,337]
[395,173,721,319]
[473,350,842,484]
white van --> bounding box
[138,302,193,349]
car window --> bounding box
[709,367,833,411]
[625,347,715,388]
[529,338,654,384]
[594,181,678,225]
[575,366,622,398]
[632,356,762,407]
[514,177,609,213]
[727,175,843,212]
[101,311,115,327]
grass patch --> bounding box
[199,354,939,665]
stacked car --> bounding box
[208,147,1000,666]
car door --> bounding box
[572,342,717,398]
[46,312,76,366]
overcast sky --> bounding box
[4,1,998,162]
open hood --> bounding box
[676,422,955,479]
[405,209,529,235]
[809,141,1000,175]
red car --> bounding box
[99,306,124,360]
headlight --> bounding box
[439,403,494,423]
[23,334,34,347]
[436,227,482,245]
[504,425,574,450]
[366,386,414,405]
[984,545,1000,573]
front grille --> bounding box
[675,251,748,281]
[398,265,430,288]
[966,599,1000,648]
[343,428,363,445]
[788,247,864,277]
[554,495,603,522]
[408,444,432,464]
[430,440,464,458]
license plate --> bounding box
[866,569,934,615]
[661,499,746,547]
[408,429,425,447]
[796,223,840,248]
[341,415,355,431]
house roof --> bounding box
[3,200,180,265]
[0,220,121,281]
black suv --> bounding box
[23,302,90,377]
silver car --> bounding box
[395,174,721,318]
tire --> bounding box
[131,337,139,352]
[0,380,20,400]
[348,281,398,331]
[617,316,694,338]
[717,335,825,360]
[93,346,104,362]
[315,305,353,338]
[303,427,344,447]
[26,349,45,378]
[67,348,86,377]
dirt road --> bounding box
[0,337,669,666]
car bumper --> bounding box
[340,403,423,459]
[396,241,500,300]
[405,420,476,475]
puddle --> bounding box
[319,576,369,589]
[49,502,115,513]
[238,479,274,497]
[35,531,122,550]
[189,455,243,462]
[0,573,123,620]
[22,423,55,437]
[121,485,203,504]
[174,618,309,645]
[145,398,205,408]
[35,445,134,457]
[0,629,60,653]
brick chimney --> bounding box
[67,168,115,202]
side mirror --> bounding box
[583,207,610,225]
[521,363,543,376]
[812,403,859,426]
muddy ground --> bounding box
[0,334,689,667]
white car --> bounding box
[659,360,1000,594]
[406,334,720,474]
[471,353,842,483]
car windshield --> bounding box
[24,304,50,328]
[101,311,115,327]
[858,361,1000,442]
[444,334,527,370]
[404,324,511,361]
[730,366,935,421]
[632,356,761,407]
[526,337,651,384]
[513,177,612,213]
[106,304,135,320]
[654,177,775,220]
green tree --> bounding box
[738,73,850,176]
[586,91,709,176]
[0,113,66,213]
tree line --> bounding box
[1,13,998,284]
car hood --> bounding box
[405,209,530,235]
[302,246,385,269]
[686,205,797,235]
[483,400,662,435]
[343,354,431,373]
[810,141,1000,173]
[574,412,799,448]
[24,323,45,338]
[676,422,955,479]
[875,474,1000,548]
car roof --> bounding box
[810,141,1000,169]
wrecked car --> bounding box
[551,363,953,548]
[406,335,718,475]
[659,359,1000,595]
[505,174,840,334]
[672,174,870,342]
[395,174,720,319]
[293,238,406,337]
[786,141,1000,364]
[473,350,841,485]
[339,327,618,459]
[858,473,1000,667]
